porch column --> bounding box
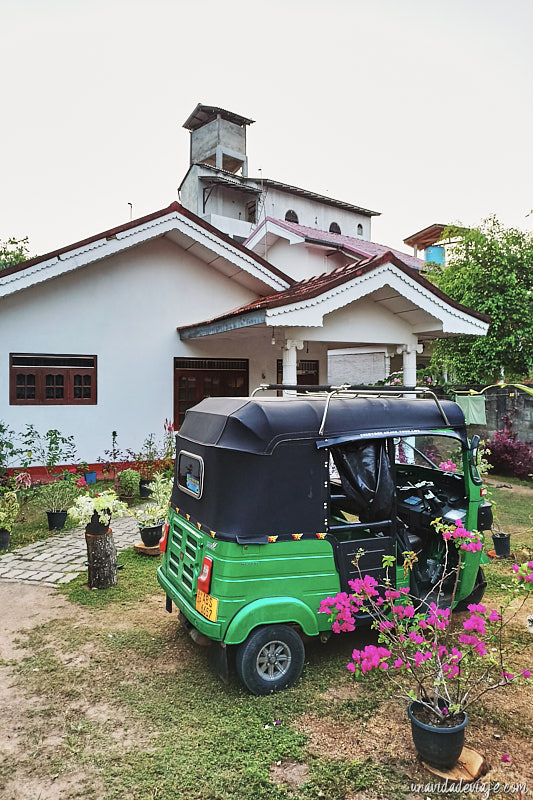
[282,339,304,396]
[397,344,423,387]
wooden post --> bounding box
[85,528,117,589]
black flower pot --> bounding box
[0,528,10,551]
[140,524,163,548]
[408,701,467,768]
[492,532,511,558]
[85,510,111,535]
[46,510,67,531]
[139,480,153,499]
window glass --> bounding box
[395,435,463,475]
[177,451,204,498]
[329,222,341,234]
[285,209,299,223]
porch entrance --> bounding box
[174,358,249,426]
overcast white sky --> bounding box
[1,0,532,258]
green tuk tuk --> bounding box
[157,386,491,694]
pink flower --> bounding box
[463,615,486,635]
[502,754,511,763]
[521,669,531,678]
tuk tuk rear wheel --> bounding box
[235,624,305,695]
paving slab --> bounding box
[0,517,140,586]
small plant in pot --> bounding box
[127,472,172,546]
[68,489,128,589]
[319,520,533,769]
[116,468,140,503]
[0,490,20,550]
[68,489,129,531]
[37,471,82,530]
[78,461,97,485]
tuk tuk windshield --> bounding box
[395,434,463,475]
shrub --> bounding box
[486,429,533,480]
[116,468,140,498]
[37,472,81,512]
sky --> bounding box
[1,0,532,259]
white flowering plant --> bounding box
[67,489,128,526]
[127,472,172,528]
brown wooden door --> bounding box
[173,359,249,427]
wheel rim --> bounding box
[256,639,292,681]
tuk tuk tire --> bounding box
[455,568,487,611]
[235,624,305,695]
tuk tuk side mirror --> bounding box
[470,434,480,466]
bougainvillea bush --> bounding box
[319,520,532,725]
[486,429,533,481]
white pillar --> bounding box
[396,344,423,388]
[282,339,304,396]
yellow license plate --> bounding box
[195,589,218,622]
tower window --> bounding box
[329,222,341,234]
[285,209,299,223]
[246,201,256,223]
[357,224,363,236]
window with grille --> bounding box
[285,209,299,223]
[10,354,97,405]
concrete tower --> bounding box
[182,104,255,176]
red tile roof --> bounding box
[246,217,424,270]
[178,251,490,334]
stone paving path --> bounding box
[0,517,141,587]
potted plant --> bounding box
[68,489,128,531]
[116,468,140,503]
[78,461,97,485]
[37,472,82,530]
[68,489,129,589]
[0,490,20,550]
[320,521,533,769]
[127,472,172,546]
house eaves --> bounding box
[177,252,490,339]
[0,202,293,299]
[178,163,380,217]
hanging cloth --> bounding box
[454,394,486,425]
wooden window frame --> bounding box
[9,353,97,406]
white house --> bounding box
[0,105,489,463]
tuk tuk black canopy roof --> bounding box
[179,395,467,455]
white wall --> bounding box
[261,188,371,239]
[264,238,351,281]
[0,237,262,462]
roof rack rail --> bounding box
[250,383,450,433]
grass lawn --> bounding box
[1,474,532,799]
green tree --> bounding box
[0,236,31,271]
[427,217,533,383]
